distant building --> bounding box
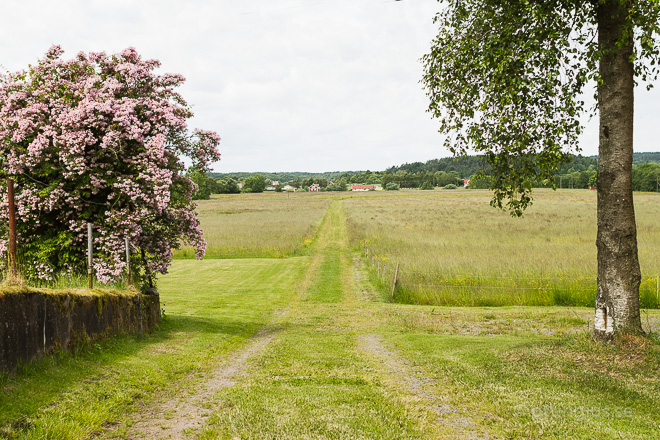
[283,185,296,191]
[266,180,281,191]
[463,179,470,187]
[309,183,321,192]
[351,185,377,191]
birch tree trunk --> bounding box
[594,1,644,340]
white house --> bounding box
[351,185,376,191]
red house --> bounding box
[351,185,376,191]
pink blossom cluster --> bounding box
[0,46,220,284]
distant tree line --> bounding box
[189,170,239,199]
[632,163,660,192]
[208,171,351,182]
[193,153,660,198]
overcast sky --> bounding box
[2,0,659,173]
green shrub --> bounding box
[326,182,348,192]
[242,174,267,193]
[217,178,240,194]
[443,184,457,189]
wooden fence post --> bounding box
[125,237,131,284]
[87,222,93,289]
[7,178,17,279]
[392,263,399,298]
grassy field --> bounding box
[174,192,332,259]
[198,202,432,439]
[344,189,660,308]
[2,190,659,439]
[380,308,660,439]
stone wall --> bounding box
[0,288,160,373]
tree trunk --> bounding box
[594,1,644,340]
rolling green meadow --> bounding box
[1,189,659,439]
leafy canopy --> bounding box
[422,0,660,215]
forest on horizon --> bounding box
[207,152,660,192]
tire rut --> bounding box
[357,333,490,440]
[125,327,279,440]
[120,206,340,439]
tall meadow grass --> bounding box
[345,189,660,308]
[175,192,333,259]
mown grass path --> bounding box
[126,201,458,439]
[194,201,455,439]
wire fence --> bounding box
[362,243,660,309]
[2,224,138,290]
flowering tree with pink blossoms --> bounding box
[0,46,220,286]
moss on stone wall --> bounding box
[0,286,160,373]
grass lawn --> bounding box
[2,192,659,439]
[0,257,309,439]
[375,304,660,439]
